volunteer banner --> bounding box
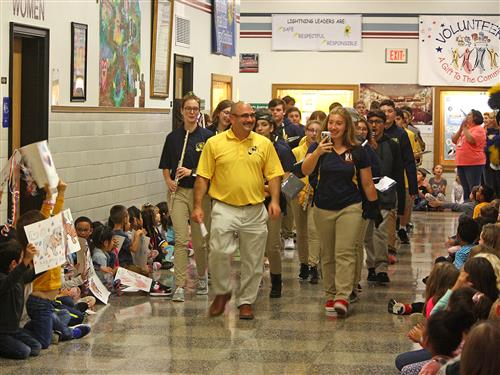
[272,14,362,51]
[418,15,500,86]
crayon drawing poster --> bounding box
[24,213,66,274]
[88,267,111,304]
[62,209,80,254]
[115,267,153,292]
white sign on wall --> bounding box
[272,14,362,51]
[418,15,500,87]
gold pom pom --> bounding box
[491,146,500,167]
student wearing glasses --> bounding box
[207,100,233,134]
[158,93,213,302]
[192,102,284,320]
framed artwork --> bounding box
[70,22,87,102]
[150,0,174,98]
[434,86,490,170]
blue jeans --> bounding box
[24,295,54,349]
[395,348,431,370]
[0,328,42,359]
[457,165,484,200]
[54,297,85,326]
[52,309,73,341]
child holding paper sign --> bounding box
[16,181,90,349]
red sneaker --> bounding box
[388,254,397,265]
[334,299,349,318]
[325,299,335,312]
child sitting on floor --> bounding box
[453,216,480,270]
[428,164,447,201]
[0,240,40,359]
[127,206,159,273]
[91,225,117,290]
[414,168,432,211]
[388,262,459,316]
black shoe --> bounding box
[309,266,319,284]
[377,272,390,284]
[406,223,413,233]
[270,273,282,298]
[299,263,309,280]
[398,228,410,244]
[367,268,377,282]
[349,291,359,303]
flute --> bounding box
[169,130,190,212]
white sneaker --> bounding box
[284,238,295,250]
[196,277,208,295]
[424,193,436,202]
[172,287,185,302]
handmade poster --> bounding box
[114,267,153,292]
[113,235,126,252]
[360,84,433,125]
[62,209,80,254]
[272,14,362,51]
[24,213,66,274]
[88,267,111,304]
[418,15,500,86]
[19,140,59,192]
[212,0,236,56]
[99,0,141,107]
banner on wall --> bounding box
[418,15,500,87]
[272,14,362,51]
[212,0,236,57]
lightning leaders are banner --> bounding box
[418,15,500,87]
[272,14,362,51]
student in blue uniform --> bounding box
[302,107,382,318]
[159,93,213,302]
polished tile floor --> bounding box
[0,212,460,375]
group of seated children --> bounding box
[414,165,448,211]
[389,196,500,374]
[0,180,176,360]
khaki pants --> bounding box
[314,203,363,301]
[209,201,268,306]
[365,209,391,274]
[266,215,282,274]
[386,209,397,252]
[168,187,210,287]
[281,197,295,239]
[353,218,369,290]
[291,200,320,266]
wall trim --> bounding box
[51,106,170,114]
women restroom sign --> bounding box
[385,48,408,63]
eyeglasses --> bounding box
[183,107,200,113]
[233,113,256,119]
[221,110,231,115]
[367,119,385,125]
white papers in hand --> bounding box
[375,176,396,192]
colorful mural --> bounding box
[99,0,141,107]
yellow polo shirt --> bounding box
[197,129,284,206]
[403,128,421,189]
[292,141,309,187]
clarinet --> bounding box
[169,130,190,212]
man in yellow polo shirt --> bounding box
[192,101,284,320]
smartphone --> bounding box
[321,131,331,142]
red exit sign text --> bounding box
[385,48,408,63]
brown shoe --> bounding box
[208,293,231,317]
[238,304,254,320]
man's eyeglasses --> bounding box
[233,113,256,119]
[184,107,200,113]
[367,119,385,125]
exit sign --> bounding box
[385,48,408,63]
